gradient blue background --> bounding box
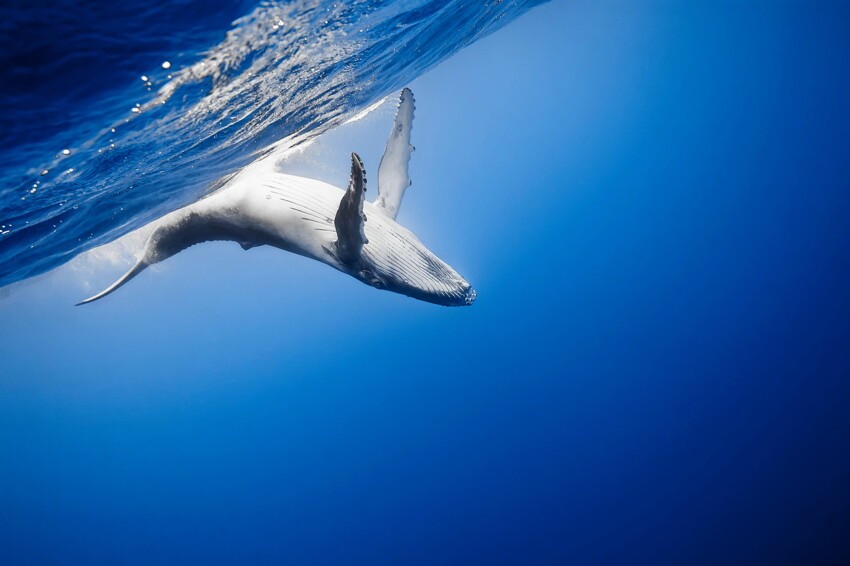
[3,1,850,563]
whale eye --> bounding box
[361,269,385,289]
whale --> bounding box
[77,89,476,307]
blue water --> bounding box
[4,0,850,564]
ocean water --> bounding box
[3,0,850,564]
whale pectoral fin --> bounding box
[334,153,368,264]
[375,88,415,220]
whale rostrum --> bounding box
[77,89,476,307]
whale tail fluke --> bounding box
[75,257,150,306]
[75,206,233,305]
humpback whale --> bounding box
[78,89,475,307]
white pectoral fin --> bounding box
[375,88,415,220]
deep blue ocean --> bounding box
[3,0,850,564]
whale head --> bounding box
[328,153,474,307]
[353,220,475,307]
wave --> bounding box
[0,0,544,287]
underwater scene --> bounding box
[2,0,850,563]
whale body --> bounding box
[78,89,475,307]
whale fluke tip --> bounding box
[75,258,149,306]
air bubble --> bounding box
[61,149,70,156]
[162,61,172,69]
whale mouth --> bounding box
[437,283,476,307]
[397,281,476,307]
